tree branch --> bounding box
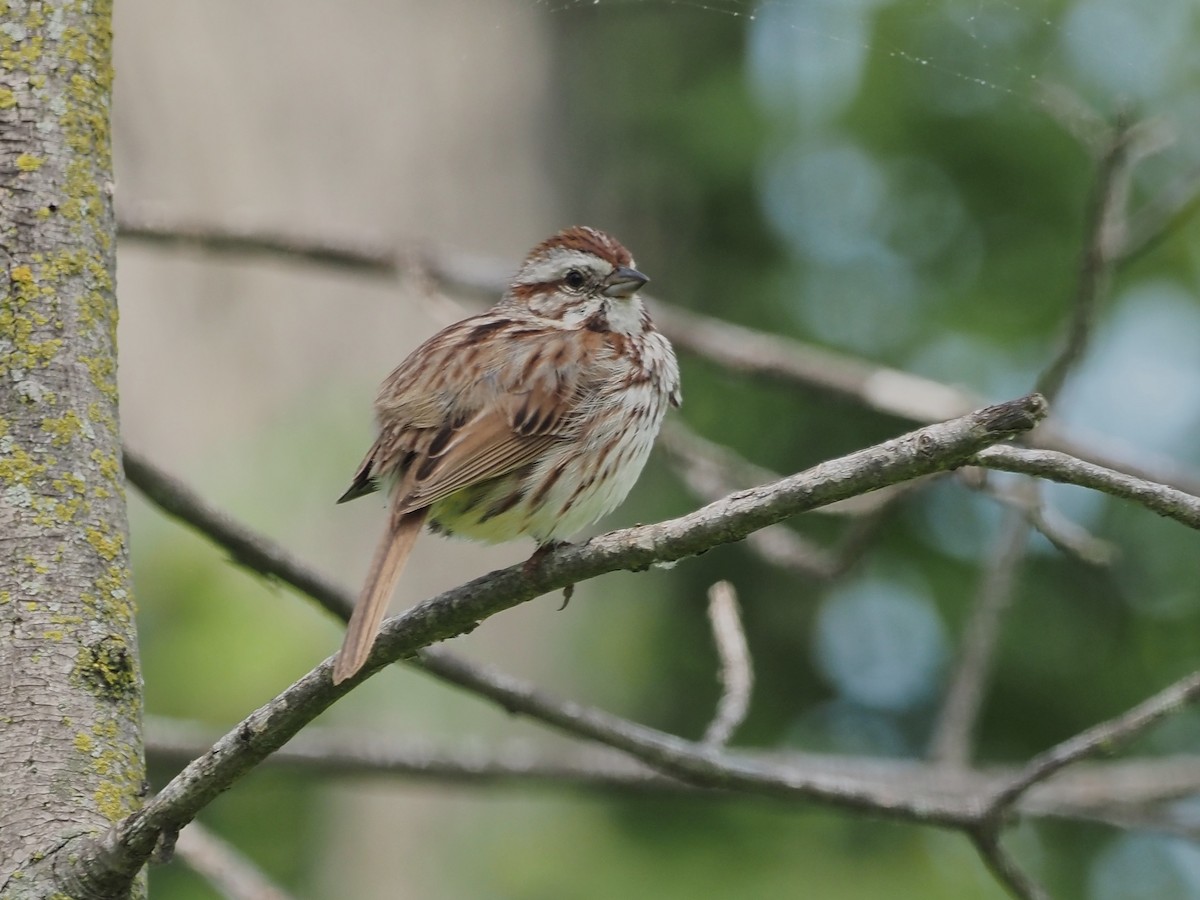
[113,396,1200,900]
[1036,115,1139,402]
[114,211,1200,499]
[174,822,296,900]
[975,446,1200,531]
[971,829,1050,900]
[396,650,976,827]
[107,108,1200,894]
[146,717,682,794]
[658,420,838,578]
[701,582,754,747]
[1118,162,1200,265]
[969,475,1116,567]
[659,418,913,580]
[144,716,1200,831]
[121,451,345,610]
[73,395,1047,885]
[929,507,1032,766]
[932,116,1141,778]
[989,670,1200,816]
[116,213,400,277]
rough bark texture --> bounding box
[0,2,145,897]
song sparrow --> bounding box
[332,226,681,683]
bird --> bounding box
[331,226,681,683]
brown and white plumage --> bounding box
[331,227,680,683]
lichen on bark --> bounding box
[0,1,145,897]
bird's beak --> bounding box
[602,266,649,299]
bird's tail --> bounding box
[332,502,427,684]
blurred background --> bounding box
[113,0,1200,897]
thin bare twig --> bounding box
[145,715,1200,825]
[414,650,979,826]
[660,417,916,519]
[1032,424,1200,498]
[1034,83,1110,154]
[1039,803,1200,843]
[976,446,1200,531]
[945,465,1123,768]
[658,419,780,499]
[174,822,296,900]
[971,829,1050,900]
[659,418,913,580]
[968,474,1117,567]
[147,717,681,794]
[1119,163,1200,265]
[734,526,841,579]
[1036,116,1138,402]
[701,582,753,747]
[929,507,1033,767]
[658,421,837,578]
[989,670,1200,816]
[652,303,975,422]
[117,212,400,276]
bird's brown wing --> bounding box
[336,445,383,503]
[331,323,605,684]
[397,328,602,508]
[338,323,594,501]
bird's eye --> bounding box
[563,269,586,290]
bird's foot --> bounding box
[522,541,576,608]
[558,583,575,611]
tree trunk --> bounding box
[0,1,144,896]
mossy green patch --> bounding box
[52,471,87,494]
[79,353,117,401]
[0,32,43,71]
[87,718,144,823]
[49,494,85,523]
[87,401,117,436]
[92,563,135,627]
[41,410,83,446]
[85,525,121,560]
[90,447,119,482]
[0,444,49,486]
[93,781,125,822]
[23,4,45,28]
[1,260,66,376]
[15,152,43,171]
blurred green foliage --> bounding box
[133,1,1200,898]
